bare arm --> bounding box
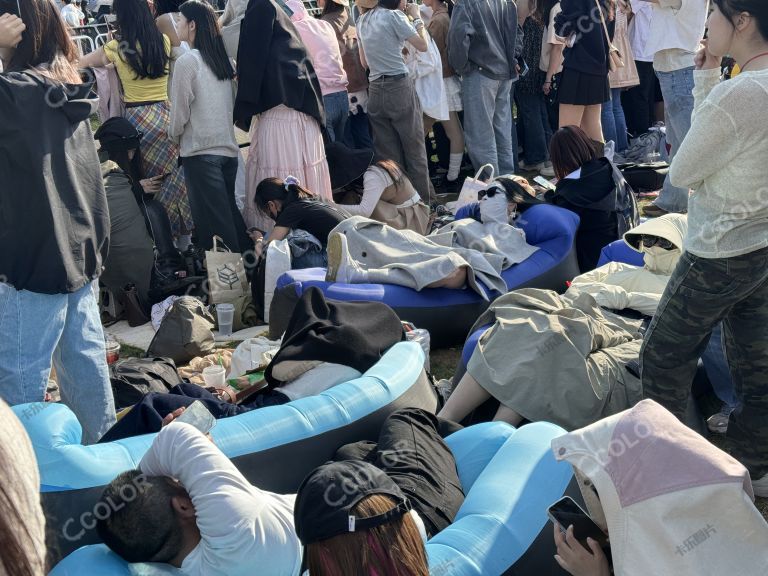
[156,14,181,48]
[407,32,428,52]
[78,47,110,68]
[359,41,368,70]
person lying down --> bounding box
[438,214,689,431]
[325,177,540,300]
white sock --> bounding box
[177,234,193,252]
[447,153,463,181]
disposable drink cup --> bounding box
[217,303,235,337]
[202,365,226,388]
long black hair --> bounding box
[113,0,170,79]
[0,0,80,82]
[538,0,559,25]
[713,0,768,39]
[254,177,316,217]
[179,0,234,80]
[321,0,344,17]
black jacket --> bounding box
[547,157,620,272]
[233,0,325,129]
[0,72,109,294]
[555,0,613,76]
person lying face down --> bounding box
[96,422,302,575]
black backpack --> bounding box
[109,357,184,410]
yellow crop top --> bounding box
[104,35,171,103]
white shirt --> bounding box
[60,4,84,27]
[628,0,654,62]
[646,0,708,72]
[140,423,303,576]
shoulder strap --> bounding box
[594,0,612,45]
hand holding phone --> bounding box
[547,496,609,550]
[173,400,217,435]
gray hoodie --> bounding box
[447,0,519,80]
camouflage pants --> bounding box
[641,247,768,478]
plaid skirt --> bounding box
[125,102,192,235]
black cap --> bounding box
[324,141,375,190]
[94,117,143,153]
[294,460,411,546]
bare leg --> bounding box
[426,266,467,289]
[442,112,465,154]
[437,371,492,422]
[493,404,523,426]
[559,104,585,130]
[581,104,604,143]
[423,114,436,139]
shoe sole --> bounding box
[325,233,342,282]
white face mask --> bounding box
[479,192,509,225]
[642,245,681,275]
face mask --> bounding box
[479,193,509,225]
[642,245,681,275]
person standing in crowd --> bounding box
[357,0,432,203]
[170,0,250,253]
[601,0,638,154]
[0,7,116,444]
[79,0,193,241]
[641,0,708,217]
[61,0,85,26]
[517,0,556,176]
[448,0,518,176]
[319,0,373,149]
[540,0,565,130]
[286,0,349,143]
[621,0,658,138]
[423,0,466,186]
[641,0,768,497]
[554,0,614,142]
[234,0,333,232]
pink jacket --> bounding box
[287,0,348,96]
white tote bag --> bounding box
[205,236,248,305]
[451,164,495,213]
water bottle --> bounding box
[403,322,431,372]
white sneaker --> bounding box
[519,160,555,177]
[752,473,768,498]
[539,162,556,177]
[325,232,364,284]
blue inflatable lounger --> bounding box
[268,204,581,347]
[50,420,575,576]
[16,342,437,566]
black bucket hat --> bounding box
[325,141,375,190]
[94,117,143,153]
[294,460,411,546]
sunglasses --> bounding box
[478,187,501,200]
[641,235,675,250]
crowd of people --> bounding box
[2,0,768,572]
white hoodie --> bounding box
[566,214,687,316]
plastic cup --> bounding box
[202,365,226,388]
[105,336,121,365]
[216,303,235,337]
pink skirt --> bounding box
[244,105,333,231]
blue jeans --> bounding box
[323,90,349,143]
[462,70,515,175]
[654,67,694,212]
[516,91,552,164]
[0,281,116,444]
[601,87,629,153]
[701,322,738,409]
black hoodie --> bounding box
[547,157,620,272]
[0,72,109,294]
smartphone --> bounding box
[175,400,217,435]
[547,496,609,549]
[533,175,557,191]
